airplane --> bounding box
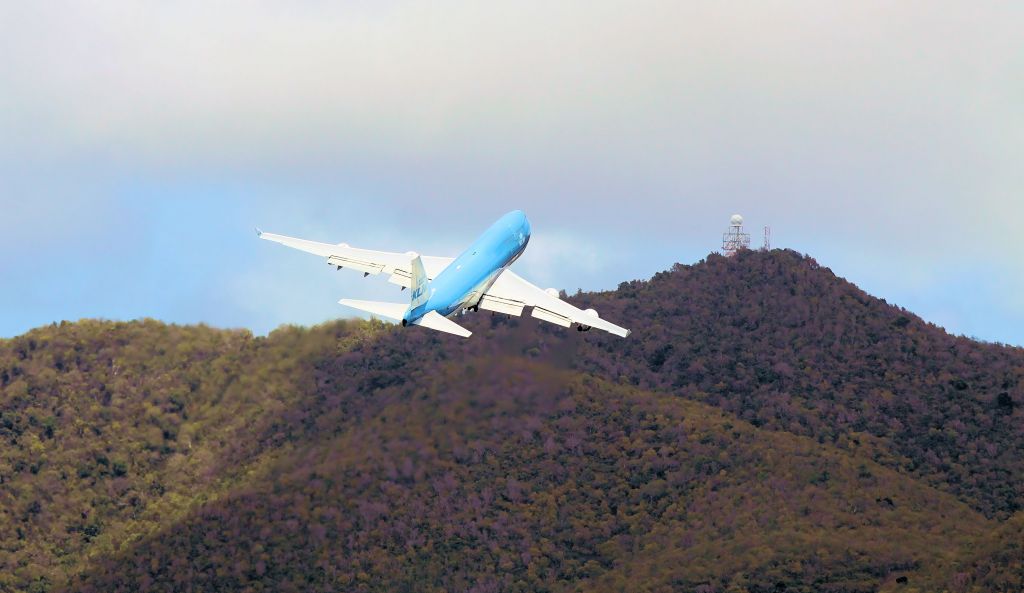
[256,210,630,339]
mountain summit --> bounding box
[1,249,1020,592]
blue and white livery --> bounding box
[257,211,630,338]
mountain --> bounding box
[0,249,1020,593]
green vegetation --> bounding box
[0,250,1020,592]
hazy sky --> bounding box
[1,1,1022,344]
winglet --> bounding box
[255,227,264,238]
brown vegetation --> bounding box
[0,249,1020,592]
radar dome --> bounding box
[730,214,743,226]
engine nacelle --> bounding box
[575,309,599,332]
[337,242,350,248]
[545,288,560,298]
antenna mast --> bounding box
[722,214,750,257]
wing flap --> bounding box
[388,269,413,288]
[531,306,572,327]
[478,293,526,316]
[482,269,630,337]
[326,255,386,275]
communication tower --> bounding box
[722,214,750,256]
[762,225,771,251]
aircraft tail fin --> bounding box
[410,253,429,308]
[338,299,409,321]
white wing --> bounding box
[257,230,453,288]
[479,269,630,337]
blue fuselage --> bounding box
[403,210,531,324]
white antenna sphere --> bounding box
[730,214,743,226]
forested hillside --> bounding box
[1,250,1021,592]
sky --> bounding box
[1,1,1022,345]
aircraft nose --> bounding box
[507,209,528,229]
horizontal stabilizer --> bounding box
[412,311,472,338]
[339,299,408,321]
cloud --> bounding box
[3,2,1016,250]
